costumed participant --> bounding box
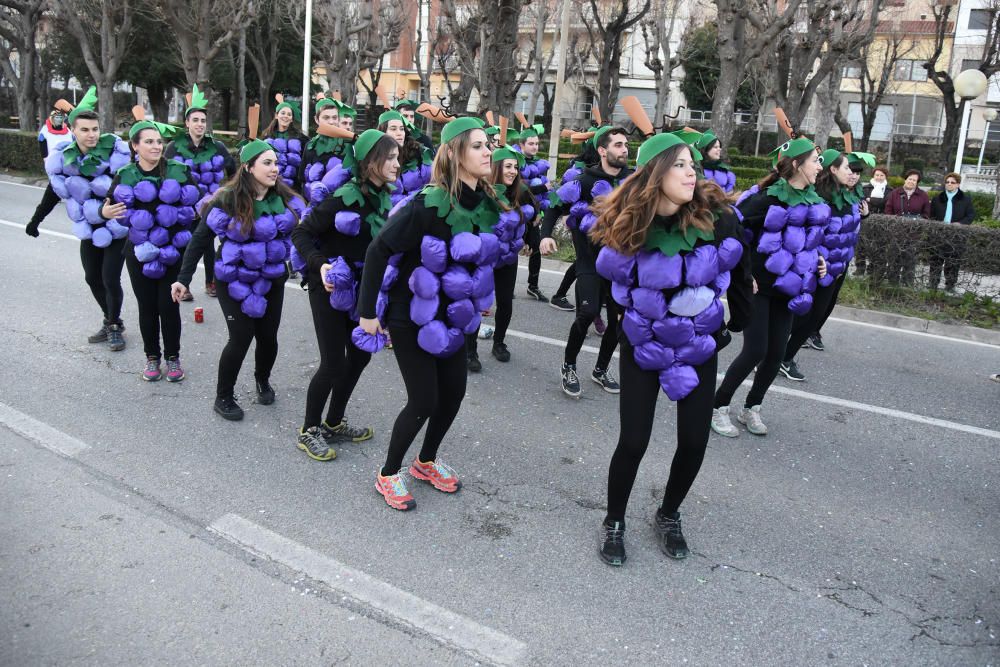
[338,102,356,133]
[592,133,752,566]
[540,125,633,398]
[777,149,870,381]
[393,99,435,152]
[261,94,308,190]
[298,97,355,208]
[164,85,236,300]
[290,129,398,458]
[710,137,829,437]
[466,145,533,370]
[695,129,737,194]
[378,109,433,207]
[30,88,131,350]
[25,102,74,237]
[515,121,552,302]
[103,115,198,382]
[355,117,508,511]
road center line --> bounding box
[0,218,77,241]
[208,513,528,667]
[0,401,90,457]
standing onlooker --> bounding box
[865,166,890,214]
[927,173,975,291]
[881,169,929,286]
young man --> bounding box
[27,86,132,350]
[540,127,632,398]
[338,103,356,133]
[25,104,74,236]
[517,123,552,302]
[297,97,355,208]
[164,85,236,300]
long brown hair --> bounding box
[202,152,301,236]
[590,144,723,255]
[431,128,506,212]
[758,149,816,190]
[491,158,532,221]
[815,153,847,202]
[356,134,399,196]
[261,116,302,138]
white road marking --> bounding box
[208,513,528,667]
[0,180,46,191]
[0,218,77,241]
[0,401,90,457]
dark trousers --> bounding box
[815,272,846,334]
[468,262,518,353]
[30,184,60,224]
[80,238,126,323]
[303,286,371,428]
[382,323,468,476]
[215,278,286,399]
[524,224,542,289]
[927,236,966,291]
[715,293,794,408]
[565,271,619,370]
[605,340,717,523]
[554,262,576,298]
[125,254,181,360]
[784,280,838,362]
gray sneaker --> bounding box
[738,405,768,435]
[711,406,739,437]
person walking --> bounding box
[25,103,74,236]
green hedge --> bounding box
[0,130,43,173]
[728,154,772,170]
[732,166,771,181]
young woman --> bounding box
[377,110,432,207]
[289,130,399,459]
[696,129,737,194]
[711,137,828,437]
[356,117,507,511]
[103,121,199,382]
[170,140,304,420]
[261,98,309,190]
[299,98,354,207]
[516,125,551,302]
[465,146,534,369]
[778,149,868,381]
[591,133,752,565]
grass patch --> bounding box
[838,276,1000,329]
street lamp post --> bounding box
[301,0,314,135]
[953,69,989,175]
[977,108,998,173]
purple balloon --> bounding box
[220,241,242,265]
[236,266,260,284]
[159,179,181,204]
[129,227,149,245]
[783,226,806,254]
[180,185,201,206]
[401,169,424,192]
[570,201,590,219]
[83,199,103,225]
[634,341,673,371]
[113,183,135,206]
[631,287,669,321]
[659,363,700,401]
[765,248,795,276]
[253,215,278,241]
[155,204,178,228]
[717,237,743,272]
[674,333,716,366]
[478,232,501,267]
[598,247,639,286]
[773,271,803,297]
[91,226,113,248]
[148,226,170,247]
[668,286,715,317]
[228,280,252,301]
[807,201,831,225]
[591,179,612,198]
[447,298,476,329]
[652,316,695,348]
[684,245,720,287]
[417,320,450,355]
[757,231,783,255]
[134,180,157,203]
[261,262,286,280]
[275,211,297,235]
[410,295,439,325]
[159,245,181,266]
[352,326,386,354]
[408,266,440,299]
[441,265,473,300]
[242,293,268,318]
[333,210,361,236]
[321,164,351,191]
[66,176,91,204]
[71,220,92,240]
[622,309,653,345]
[763,205,788,232]
[556,179,581,205]
[450,232,482,263]
[802,271,817,293]
[215,262,238,283]
[142,260,166,279]
[473,293,494,312]
[693,299,725,335]
[381,264,399,291]
[793,249,818,276]
[242,241,267,269]
[804,226,824,251]
[786,204,808,227]
[471,266,494,298]
[788,293,813,316]
[611,281,632,308]
[421,235,448,273]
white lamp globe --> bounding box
[955,69,989,99]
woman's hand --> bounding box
[539,237,557,255]
[752,278,758,294]
[170,282,187,303]
[101,201,127,220]
[320,262,335,293]
[817,255,828,278]
[859,200,869,217]
[358,317,383,335]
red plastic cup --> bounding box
[194,307,204,323]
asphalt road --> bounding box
[1,179,998,666]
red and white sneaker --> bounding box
[408,458,462,493]
[375,471,416,511]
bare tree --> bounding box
[640,0,683,125]
[50,0,137,130]
[853,23,913,151]
[0,0,45,130]
[477,0,531,116]
[712,0,804,149]
[522,0,559,124]
[246,0,283,128]
[354,0,407,110]
[436,0,481,113]
[580,0,651,122]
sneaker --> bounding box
[804,332,824,351]
[737,405,768,436]
[526,285,547,301]
[491,341,510,362]
[107,324,126,352]
[205,281,217,297]
[409,458,462,493]
[88,321,109,343]
[164,357,185,382]
[375,471,416,510]
[256,378,275,405]
[478,325,495,340]
[549,295,574,311]
[710,407,739,437]
[214,395,244,421]
[142,356,161,382]
[591,367,620,393]
[320,418,373,443]
[467,351,482,373]
[181,288,194,302]
[599,520,627,566]
[561,363,581,398]
[991,373,1000,383]
[593,315,607,335]
[653,510,689,559]
[779,360,805,382]
[297,426,337,461]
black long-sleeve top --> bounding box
[736,189,787,299]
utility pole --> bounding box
[301,0,314,134]
[546,0,573,180]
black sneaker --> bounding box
[214,395,244,421]
[491,342,510,362]
[591,367,620,394]
[654,510,689,560]
[549,295,574,311]
[88,321,110,344]
[779,360,806,382]
[561,363,581,398]
[805,333,825,351]
[599,520,627,566]
[107,324,126,352]
[320,418,373,443]
[297,426,336,460]
[526,285,547,301]
[467,351,482,373]
[256,378,275,405]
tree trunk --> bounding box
[711,8,744,149]
[478,0,524,117]
[147,82,170,124]
[938,101,962,172]
[236,29,248,137]
[813,66,843,149]
[95,80,115,134]
[220,88,232,131]
[258,82,271,128]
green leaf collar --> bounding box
[644,217,715,257]
[766,178,823,207]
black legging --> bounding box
[553,262,576,299]
[714,292,794,409]
[783,281,838,363]
[80,238,126,323]
[565,271,619,370]
[30,184,61,225]
[194,218,216,283]
[303,286,371,428]
[606,340,718,523]
[382,322,468,476]
[524,224,542,289]
[215,277,286,398]
[815,271,846,333]
[125,254,181,360]
[467,262,517,352]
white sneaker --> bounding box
[711,407,739,438]
[738,405,768,435]
[478,325,494,340]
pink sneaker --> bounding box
[142,357,161,382]
[375,471,416,511]
[408,458,462,493]
[164,357,185,382]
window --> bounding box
[968,9,993,31]
[894,59,928,82]
[962,59,982,72]
[842,62,863,78]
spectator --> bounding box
[873,169,928,286]
[865,166,890,214]
[885,169,930,218]
[927,172,974,292]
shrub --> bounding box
[902,157,925,174]
[0,130,44,174]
